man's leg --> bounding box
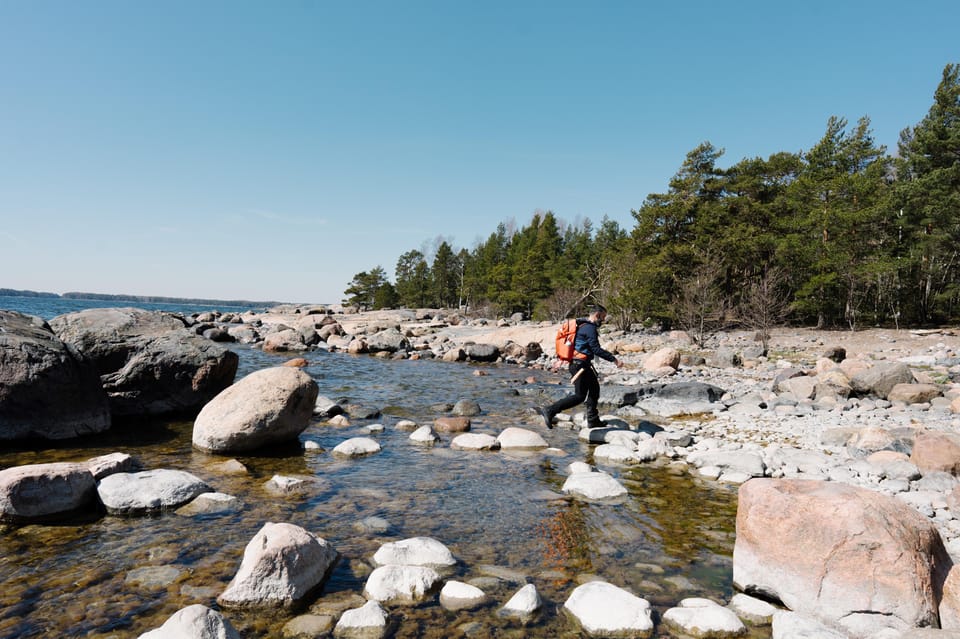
[540,362,588,428]
[583,367,603,428]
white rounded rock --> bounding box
[138,604,240,639]
[363,565,442,605]
[662,597,746,638]
[409,426,438,444]
[372,537,455,568]
[563,581,653,637]
[501,583,541,617]
[333,600,388,639]
[440,580,486,611]
[450,433,499,451]
[562,471,628,500]
[496,427,548,449]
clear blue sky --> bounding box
[2,1,957,304]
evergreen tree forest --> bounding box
[343,64,960,331]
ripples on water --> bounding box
[0,305,761,638]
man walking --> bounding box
[539,304,622,429]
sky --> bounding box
[1,1,957,304]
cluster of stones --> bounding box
[137,528,765,639]
[173,305,546,364]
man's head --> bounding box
[589,304,608,326]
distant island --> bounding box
[0,288,282,307]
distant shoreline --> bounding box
[0,288,282,308]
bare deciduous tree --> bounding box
[739,266,793,352]
[673,256,728,348]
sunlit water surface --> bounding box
[0,299,765,638]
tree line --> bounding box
[344,64,960,335]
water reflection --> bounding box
[0,346,757,638]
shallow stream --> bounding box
[0,345,762,638]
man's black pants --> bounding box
[546,359,600,424]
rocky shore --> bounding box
[3,304,960,638]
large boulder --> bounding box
[464,343,499,362]
[218,522,339,609]
[733,478,951,637]
[192,367,318,453]
[365,328,408,353]
[0,462,97,523]
[849,362,915,399]
[0,310,111,440]
[49,308,238,417]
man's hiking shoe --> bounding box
[538,407,555,429]
[586,420,605,429]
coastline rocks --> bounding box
[49,307,239,417]
[563,581,653,637]
[733,478,950,637]
[137,604,241,639]
[0,310,111,441]
[0,462,96,523]
[192,367,318,453]
[218,522,339,609]
[97,469,211,515]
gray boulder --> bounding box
[49,307,238,417]
[0,310,111,441]
[0,462,97,523]
[849,362,915,399]
[365,328,408,353]
[465,343,499,362]
[218,522,339,609]
[97,469,211,515]
[192,367,318,453]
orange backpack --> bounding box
[555,318,583,361]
